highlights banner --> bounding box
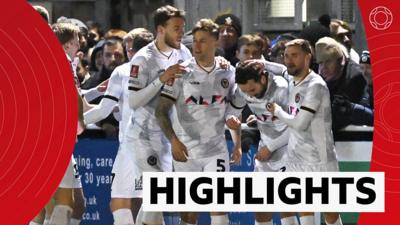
[0,0,399,225]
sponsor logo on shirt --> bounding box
[189,81,200,85]
[130,65,139,78]
[185,95,227,105]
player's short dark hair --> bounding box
[52,22,80,45]
[154,5,185,29]
[104,37,123,48]
[285,38,312,54]
[235,62,266,84]
[237,34,264,51]
[124,28,154,52]
[192,18,219,40]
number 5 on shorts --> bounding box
[216,159,226,172]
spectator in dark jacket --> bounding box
[315,37,373,135]
[82,38,126,90]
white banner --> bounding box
[143,172,384,212]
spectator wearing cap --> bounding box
[315,37,372,136]
[215,13,242,65]
[299,14,332,72]
[299,14,331,47]
[330,19,360,63]
[359,50,373,109]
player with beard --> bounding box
[230,62,300,225]
[266,39,342,225]
[110,5,191,225]
[156,18,241,225]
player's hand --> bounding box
[76,51,85,60]
[82,96,93,112]
[112,106,120,113]
[332,94,354,116]
[77,120,86,135]
[96,79,109,92]
[243,59,265,70]
[266,102,277,115]
[226,115,241,130]
[255,146,271,161]
[230,145,242,165]
[171,137,188,162]
[159,64,186,83]
[246,114,258,127]
[215,56,230,70]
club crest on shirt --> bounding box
[147,155,158,166]
[295,93,301,103]
[221,78,229,88]
[130,65,139,78]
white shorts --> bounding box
[110,147,141,198]
[254,159,287,172]
[142,211,163,225]
[173,151,230,172]
[59,155,82,189]
[286,160,339,172]
[111,129,172,198]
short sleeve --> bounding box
[301,82,324,113]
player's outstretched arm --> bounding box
[84,98,117,124]
[77,88,86,134]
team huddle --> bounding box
[30,4,352,225]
